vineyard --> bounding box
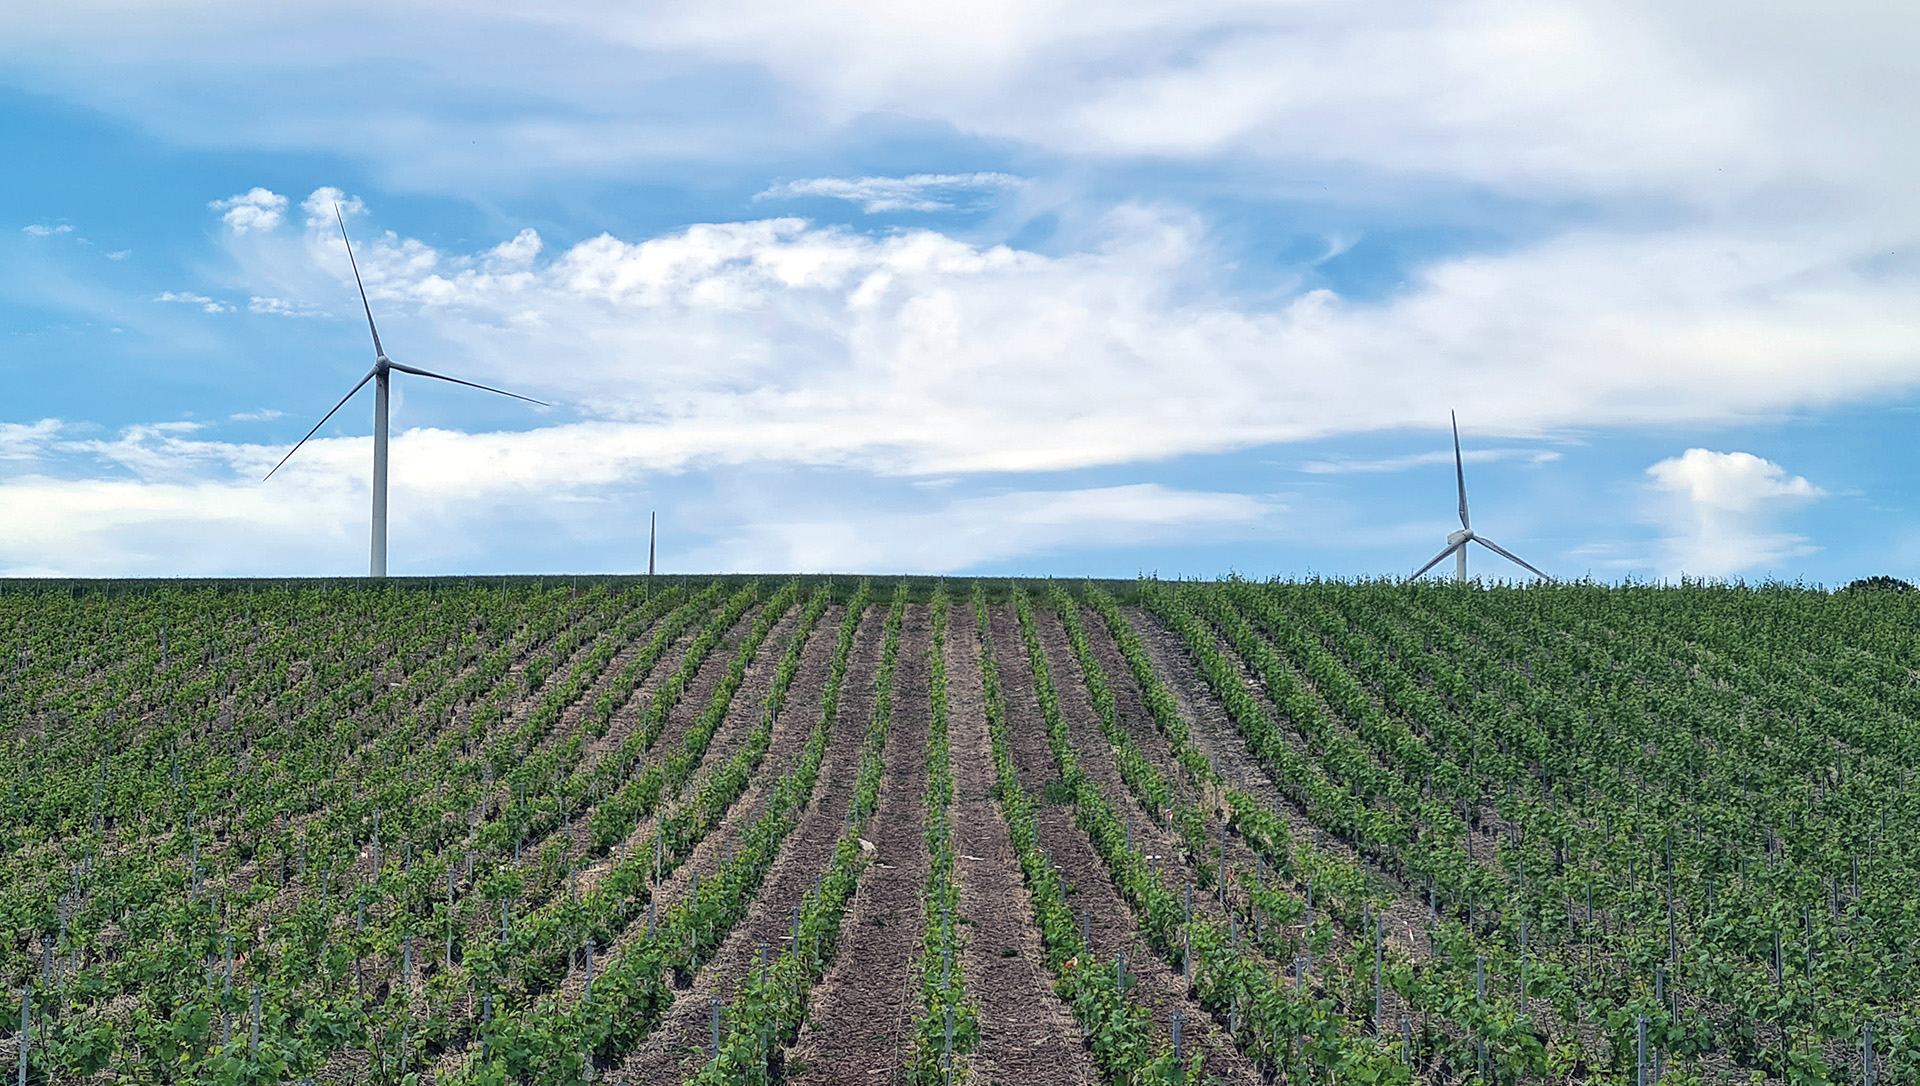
[0,575,1915,1085]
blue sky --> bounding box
[2,1,1915,582]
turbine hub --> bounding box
[1447,528,1473,545]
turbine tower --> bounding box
[1410,411,1552,583]
[265,206,546,577]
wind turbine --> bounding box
[265,206,547,577]
[1410,412,1552,583]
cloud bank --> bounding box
[201,188,1920,483]
[0,2,1915,578]
[1644,448,1823,577]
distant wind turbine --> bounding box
[265,205,547,577]
[1410,411,1552,583]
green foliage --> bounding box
[6,575,1919,1084]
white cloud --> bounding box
[248,295,326,317]
[0,471,354,577]
[757,172,1025,213]
[154,290,234,314]
[0,420,62,461]
[485,228,542,272]
[704,483,1276,571]
[300,186,365,229]
[213,202,1920,480]
[230,408,284,422]
[106,249,131,260]
[1644,448,1823,577]
[0,416,1271,575]
[0,421,490,575]
[209,187,287,234]
[4,1,1906,227]
[1301,448,1562,475]
[1,6,1915,472]
[21,224,73,237]
[0,4,1907,578]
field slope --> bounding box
[0,576,1914,1085]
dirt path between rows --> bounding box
[421,601,767,1080]
[1126,605,1435,963]
[787,605,935,1085]
[609,603,885,1084]
[545,605,833,1012]
[945,604,1098,1086]
[567,603,802,903]
[446,603,764,962]
[1034,609,1298,958]
[988,605,1263,1086]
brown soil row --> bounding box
[540,602,803,900]
[945,604,1099,1086]
[986,605,1263,1086]
[609,603,887,1084]
[1126,606,1438,951]
[421,603,769,1080]
[1033,609,1303,968]
[567,601,718,786]
[593,602,834,941]
[421,598,803,1079]
[567,602,838,987]
[786,604,935,1085]
[1052,602,1404,1070]
[445,604,765,958]
[1124,605,1442,1053]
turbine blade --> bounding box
[1452,409,1470,530]
[1473,536,1553,582]
[262,368,378,482]
[336,203,384,360]
[1410,539,1467,580]
[386,360,549,406]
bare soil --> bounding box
[569,603,804,903]
[987,605,1263,1086]
[944,604,1099,1086]
[1124,603,1439,1057]
[423,601,768,1079]
[1033,608,1299,957]
[786,604,936,1085]
[548,604,834,1009]
[609,603,886,1083]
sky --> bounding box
[1,0,1915,582]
